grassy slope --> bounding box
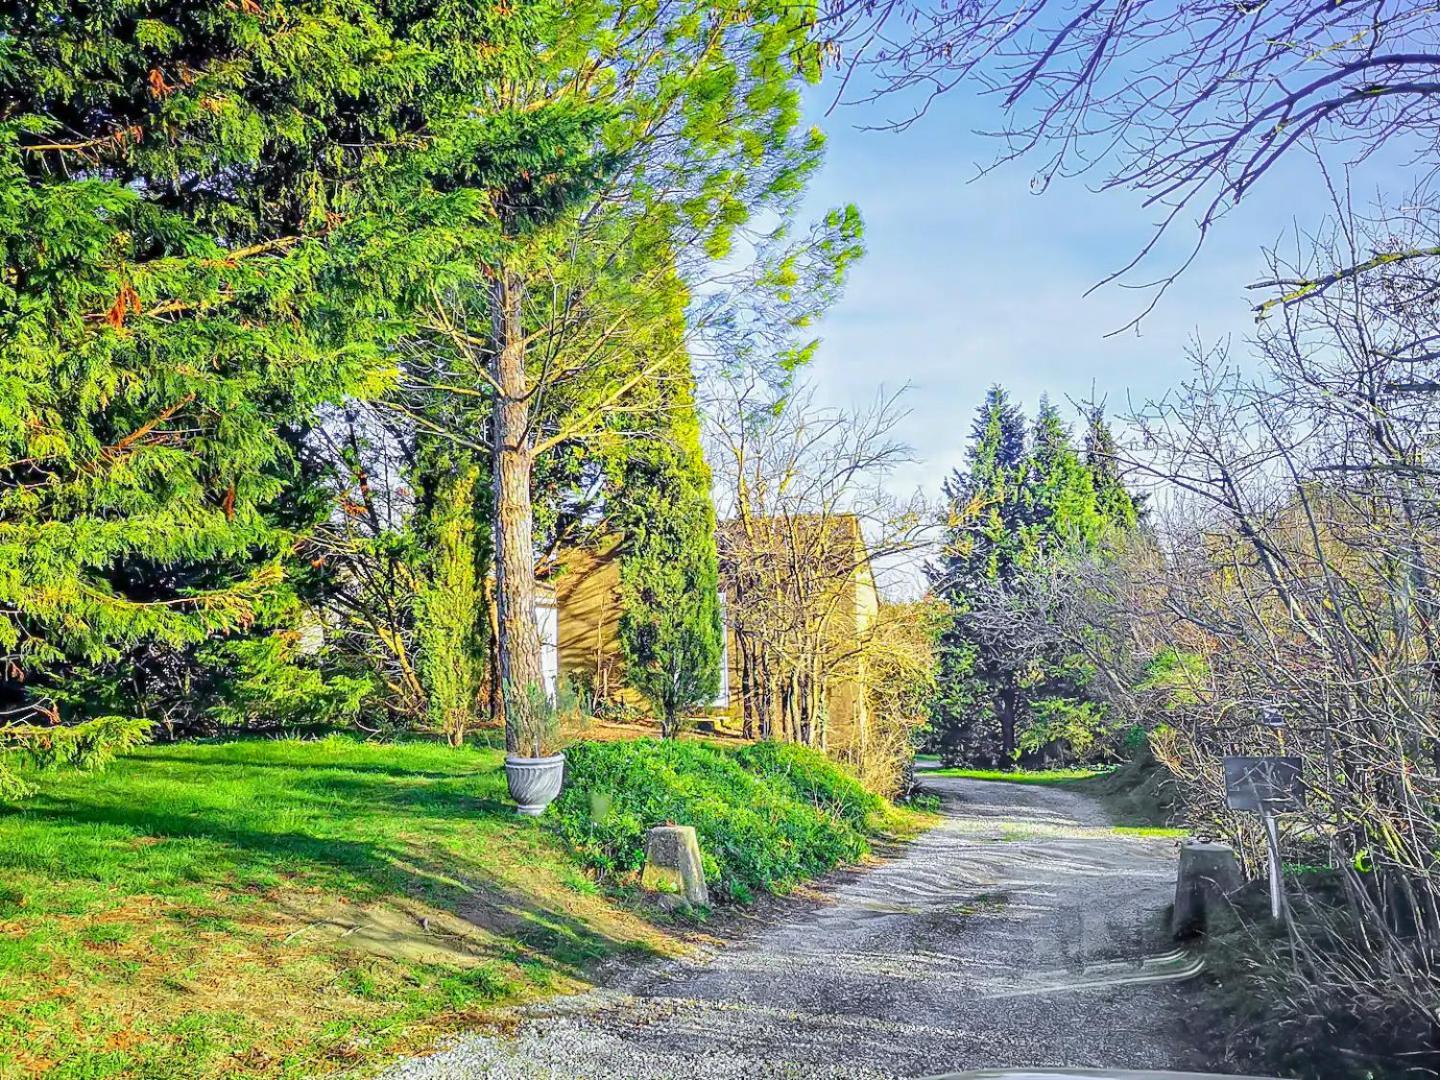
[554,739,921,903]
[0,737,674,1079]
[0,735,926,1079]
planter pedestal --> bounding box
[505,753,565,816]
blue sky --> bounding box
[794,80,1340,496]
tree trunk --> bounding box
[739,634,756,740]
[812,655,827,751]
[760,649,771,740]
[484,571,502,729]
[791,669,809,746]
[998,682,1018,761]
[489,268,544,756]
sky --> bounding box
[792,79,1342,500]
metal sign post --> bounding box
[1223,754,1304,921]
[1260,805,1283,921]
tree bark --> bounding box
[483,571,502,731]
[739,634,756,740]
[756,645,773,740]
[998,682,1018,760]
[489,268,544,756]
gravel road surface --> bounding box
[385,775,1204,1079]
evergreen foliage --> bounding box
[362,0,849,753]
[928,387,1139,764]
[0,0,403,786]
[928,386,1028,763]
[1084,407,1141,531]
[0,0,857,788]
[614,374,724,737]
[412,450,487,747]
[553,738,884,902]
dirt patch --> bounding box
[280,895,502,967]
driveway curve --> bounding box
[386,775,1203,1079]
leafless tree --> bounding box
[705,372,934,780]
[825,0,1440,317]
[1011,210,1440,1061]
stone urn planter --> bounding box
[504,753,566,816]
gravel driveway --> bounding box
[384,776,1203,1079]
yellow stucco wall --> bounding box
[551,542,648,710]
[552,518,878,734]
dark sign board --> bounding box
[1223,755,1304,812]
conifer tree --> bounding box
[373,0,849,754]
[411,449,487,748]
[928,386,1028,762]
[614,372,723,737]
[1020,396,1107,557]
[929,389,1139,763]
[0,0,401,787]
[1084,407,1141,532]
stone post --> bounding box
[1172,840,1243,938]
[640,825,710,906]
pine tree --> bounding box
[929,391,1141,764]
[937,385,1028,588]
[1020,396,1106,558]
[928,386,1029,763]
[366,0,842,755]
[1083,407,1141,532]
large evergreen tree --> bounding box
[369,0,847,754]
[928,386,1028,762]
[614,370,724,737]
[929,388,1139,763]
[1084,407,1141,532]
[1020,396,1109,556]
[0,0,403,788]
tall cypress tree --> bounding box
[411,446,488,747]
[613,368,723,737]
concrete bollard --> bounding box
[640,824,709,906]
[1172,840,1243,938]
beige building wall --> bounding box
[550,541,647,710]
[550,520,878,736]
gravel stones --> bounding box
[385,777,1200,1079]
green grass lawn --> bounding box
[0,736,674,1079]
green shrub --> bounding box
[552,739,880,901]
[732,740,883,831]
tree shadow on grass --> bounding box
[3,790,658,985]
[272,769,515,819]
[126,750,488,783]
